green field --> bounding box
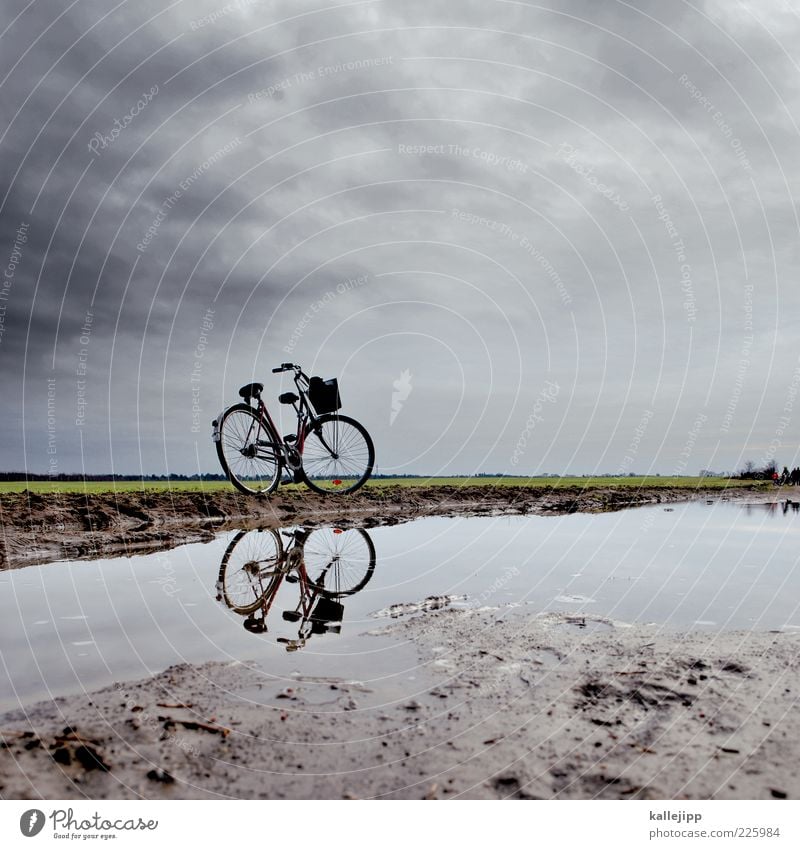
[0,476,766,495]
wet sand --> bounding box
[2,607,798,800]
[0,482,771,569]
[3,483,797,800]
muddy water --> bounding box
[1,499,799,712]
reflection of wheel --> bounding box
[303,528,376,597]
[218,529,284,613]
[300,414,374,494]
[216,404,282,495]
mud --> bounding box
[2,608,797,800]
[0,483,767,569]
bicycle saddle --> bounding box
[238,382,264,400]
[243,615,267,633]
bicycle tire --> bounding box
[216,403,282,495]
[303,527,376,597]
[217,529,284,614]
[300,414,374,494]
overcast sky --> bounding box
[1,0,799,477]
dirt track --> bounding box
[2,482,796,801]
[2,610,797,800]
[0,483,769,569]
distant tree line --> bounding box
[0,471,526,481]
[0,469,750,482]
[736,460,778,480]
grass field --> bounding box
[0,476,766,495]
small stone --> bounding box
[75,745,110,772]
[147,768,175,784]
[52,746,71,765]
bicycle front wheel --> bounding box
[300,414,374,494]
[216,403,282,495]
[303,527,376,596]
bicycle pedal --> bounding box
[285,574,299,584]
[283,434,296,443]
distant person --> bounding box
[793,467,800,486]
[772,470,779,486]
[781,466,790,485]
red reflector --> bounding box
[333,528,343,534]
[332,479,342,486]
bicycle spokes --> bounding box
[301,417,374,493]
[217,407,282,494]
[303,528,376,596]
[218,529,284,613]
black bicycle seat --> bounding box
[238,382,264,400]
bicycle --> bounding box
[216,526,377,650]
[212,362,375,496]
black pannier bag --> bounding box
[308,376,341,414]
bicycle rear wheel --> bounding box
[300,414,374,494]
[303,527,376,596]
[216,403,282,495]
[217,529,284,613]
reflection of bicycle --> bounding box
[212,362,375,496]
[216,526,376,651]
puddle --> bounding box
[2,499,800,713]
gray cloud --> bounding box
[1,0,799,477]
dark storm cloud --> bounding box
[1,0,799,476]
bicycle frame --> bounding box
[244,531,341,647]
[285,559,335,642]
[248,369,336,468]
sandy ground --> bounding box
[0,483,771,569]
[2,607,798,800]
[3,484,797,800]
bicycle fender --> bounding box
[211,409,226,442]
